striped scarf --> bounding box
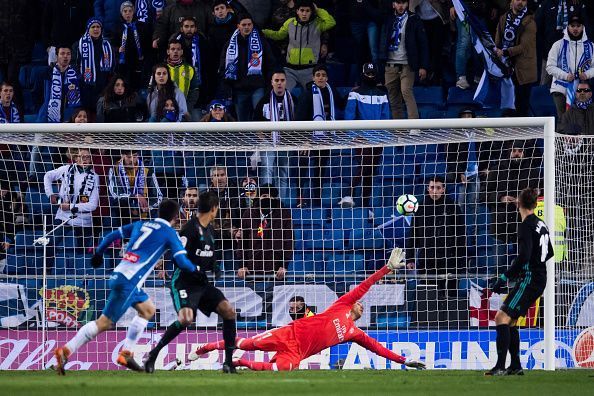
[557,0,568,31]
[0,102,20,123]
[120,22,143,64]
[389,13,407,52]
[118,159,146,197]
[79,18,114,84]
[135,0,164,22]
[556,38,593,108]
[312,83,334,121]
[269,90,294,144]
[502,7,528,50]
[47,65,81,123]
[225,28,263,80]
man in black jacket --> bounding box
[406,175,466,295]
[379,0,429,119]
[42,0,92,65]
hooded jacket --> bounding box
[263,7,336,68]
[547,27,594,95]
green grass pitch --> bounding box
[0,370,592,396]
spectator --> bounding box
[152,0,210,52]
[263,0,336,91]
[114,1,150,91]
[253,70,296,205]
[44,147,100,251]
[558,80,594,134]
[37,46,82,123]
[483,140,543,244]
[269,0,296,60]
[208,1,247,66]
[296,64,343,207]
[0,82,22,124]
[235,184,293,280]
[288,295,315,320]
[546,14,594,117]
[239,175,258,209]
[405,175,465,296]
[380,0,429,120]
[0,180,17,272]
[200,99,236,121]
[0,0,37,109]
[69,108,89,123]
[220,13,275,121]
[208,165,241,264]
[72,18,116,113]
[107,149,163,225]
[96,75,145,122]
[149,97,182,122]
[94,0,130,40]
[165,38,199,109]
[348,0,390,68]
[339,63,390,209]
[494,0,537,117]
[179,185,199,228]
[42,0,93,65]
[147,63,188,121]
[536,0,594,86]
[409,0,450,85]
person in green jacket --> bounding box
[263,0,336,90]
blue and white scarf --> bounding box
[0,102,20,123]
[175,33,201,85]
[502,7,528,50]
[312,83,335,121]
[225,28,263,80]
[118,158,146,196]
[47,65,81,123]
[557,0,568,31]
[556,38,593,107]
[388,13,407,52]
[575,97,592,110]
[269,90,294,144]
[120,22,143,64]
[135,0,163,22]
[79,18,114,84]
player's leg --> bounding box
[190,327,289,359]
[485,309,513,376]
[54,314,112,375]
[117,297,155,372]
[507,320,524,375]
[215,299,237,373]
[235,352,299,371]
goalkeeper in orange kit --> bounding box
[189,248,425,371]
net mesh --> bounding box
[0,123,580,371]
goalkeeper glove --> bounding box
[490,274,508,293]
[387,247,406,270]
[91,253,103,269]
[404,358,426,370]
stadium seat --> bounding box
[351,228,385,250]
[289,251,324,274]
[291,208,330,228]
[529,85,557,117]
[326,62,348,87]
[330,208,373,231]
[446,86,479,107]
[413,86,445,107]
[324,251,365,273]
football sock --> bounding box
[122,316,149,351]
[235,358,274,371]
[223,319,237,364]
[495,324,510,369]
[150,320,185,356]
[65,320,99,354]
[508,326,521,369]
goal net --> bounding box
[0,118,580,371]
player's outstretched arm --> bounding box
[350,329,425,369]
[336,248,406,305]
[91,223,136,268]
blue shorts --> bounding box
[102,272,149,322]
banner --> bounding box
[469,283,539,327]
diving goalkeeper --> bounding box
[189,248,425,371]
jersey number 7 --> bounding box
[131,226,154,250]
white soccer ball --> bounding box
[396,194,418,216]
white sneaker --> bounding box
[456,76,470,90]
[338,196,355,208]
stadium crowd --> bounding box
[0,0,589,327]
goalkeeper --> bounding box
[189,248,425,371]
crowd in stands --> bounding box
[0,0,588,300]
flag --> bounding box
[469,281,540,327]
[452,0,515,109]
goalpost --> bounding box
[0,117,576,371]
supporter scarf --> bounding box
[47,66,81,123]
[312,83,334,121]
[120,22,143,65]
[556,39,593,108]
[388,13,407,52]
[0,102,20,123]
[175,33,202,85]
[502,7,528,50]
[118,158,146,196]
[575,97,592,110]
[269,90,294,144]
[557,0,568,31]
[135,0,163,22]
[215,13,233,25]
[67,164,95,206]
[225,28,263,80]
[79,18,114,84]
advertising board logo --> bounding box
[572,326,594,368]
[40,285,90,328]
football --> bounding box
[396,194,419,216]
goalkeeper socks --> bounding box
[508,326,521,369]
[65,320,99,354]
[223,319,237,364]
[235,358,274,371]
[495,324,510,369]
[123,316,149,351]
[150,321,185,357]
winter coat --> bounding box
[558,104,594,134]
[94,0,128,39]
[344,82,391,121]
[263,7,335,68]
[547,28,594,95]
[379,11,430,72]
[408,0,451,24]
[495,12,538,85]
[153,0,209,47]
[42,0,93,48]
[0,0,37,64]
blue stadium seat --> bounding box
[5,252,47,275]
[324,252,365,273]
[326,62,348,87]
[414,86,445,107]
[376,312,410,329]
[351,228,385,249]
[447,86,478,106]
[529,85,556,117]
[330,208,373,230]
[320,182,345,208]
[25,186,54,216]
[289,251,324,274]
[291,208,330,228]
